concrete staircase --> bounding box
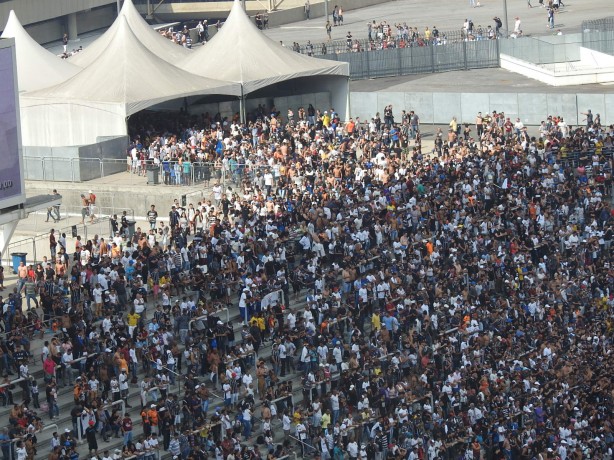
[4,291,313,460]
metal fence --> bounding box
[582,29,614,56]
[24,156,126,182]
[319,38,499,79]
[1,217,114,268]
[22,156,284,188]
[295,28,469,57]
[581,17,614,32]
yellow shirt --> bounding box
[321,412,331,429]
[127,313,140,326]
[371,313,381,331]
[322,114,331,127]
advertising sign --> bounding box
[0,39,25,210]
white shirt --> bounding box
[330,394,339,410]
[93,287,103,303]
[61,352,73,366]
[347,441,358,457]
[134,297,145,314]
[130,348,138,364]
[102,318,112,333]
[282,414,291,431]
[16,447,26,460]
[119,373,129,390]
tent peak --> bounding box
[5,10,23,30]
[2,8,80,92]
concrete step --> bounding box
[19,292,313,460]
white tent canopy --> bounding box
[1,10,80,92]
[69,0,190,68]
[21,17,240,147]
[179,0,349,96]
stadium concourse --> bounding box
[1,101,614,460]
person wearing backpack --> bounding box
[493,16,503,36]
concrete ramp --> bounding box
[499,33,614,86]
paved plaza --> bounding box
[262,0,614,46]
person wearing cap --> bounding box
[85,419,98,452]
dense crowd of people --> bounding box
[1,101,613,460]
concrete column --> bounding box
[67,12,79,41]
[0,221,18,261]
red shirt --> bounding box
[122,417,133,432]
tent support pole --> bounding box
[345,76,351,122]
[240,86,246,124]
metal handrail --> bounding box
[2,215,114,267]
[23,147,614,186]
[222,350,256,365]
[187,307,231,332]
[102,399,126,418]
[40,423,59,433]
[0,377,26,390]
[188,314,209,333]
[41,204,135,222]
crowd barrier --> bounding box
[22,148,613,188]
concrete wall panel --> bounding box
[488,93,519,120]
[272,97,288,117]
[605,94,614,128]
[432,92,461,125]
[218,100,240,119]
[576,94,605,125]
[405,93,434,125]
[285,95,303,113]
[76,5,115,35]
[376,92,404,122]
[0,0,116,29]
[460,93,490,125]
[305,93,329,112]
[45,156,76,182]
[350,92,378,122]
[546,93,578,125]
[246,97,271,113]
[517,93,547,126]
[25,19,64,45]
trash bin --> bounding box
[11,252,27,274]
[146,167,159,185]
[126,221,137,239]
